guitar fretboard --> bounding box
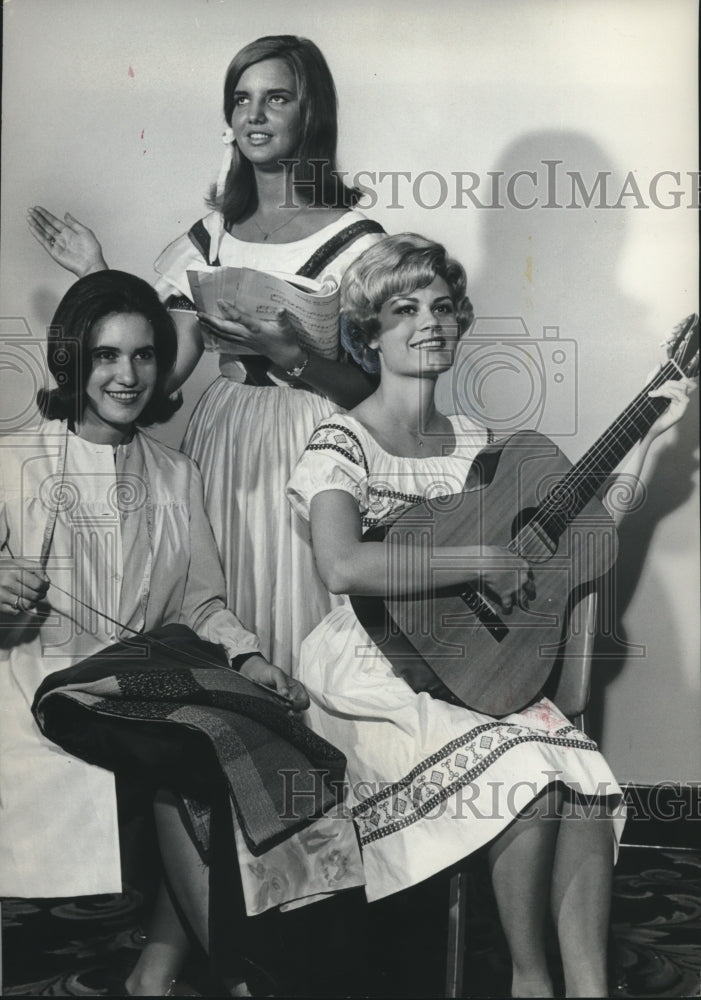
[534,356,686,542]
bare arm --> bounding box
[310,489,529,609]
[198,302,376,409]
[603,377,696,524]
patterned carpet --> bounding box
[2,847,700,997]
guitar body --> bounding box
[352,430,619,716]
[351,313,698,716]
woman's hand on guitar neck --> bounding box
[645,376,697,442]
[604,376,696,525]
[27,206,108,277]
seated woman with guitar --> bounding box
[286,233,696,998]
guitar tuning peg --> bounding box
[660,314,697,356]
[659,322,681,350]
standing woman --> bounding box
[28,35,385,673]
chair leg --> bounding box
[445,870,468,998]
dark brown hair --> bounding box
[211,35,359,225]
[37,270,182,426]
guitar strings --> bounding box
[509,343,693,556]
[550,317,697,509]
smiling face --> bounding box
[80,313,157,444]
[230,58,302,166]
[371,276,460,378]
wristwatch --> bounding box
[285,351,311,379]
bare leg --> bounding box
[151,790,255,997]
[125,880,190,997]
[152,789,209,951]
[487,786,562,998]
[550,794,614,998]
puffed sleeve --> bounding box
[152,213,220,302]
[180,461,261,662]
[286,418,370,523]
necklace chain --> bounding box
[250,205,306,242]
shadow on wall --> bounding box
[588,393,699,739]
[441,130,697,742]
[445,128,646,451]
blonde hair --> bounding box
[340,233,473,373]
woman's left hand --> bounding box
[646,376,697,441]
[239,654,310,711]
[197,301,307,371]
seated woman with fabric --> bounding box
[0,270,363,995]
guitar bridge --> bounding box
[458,588,508,642]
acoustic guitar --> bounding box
[351,314,699,716]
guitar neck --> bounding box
[539,358,680,534]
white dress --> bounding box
[153,210,384,674]
[286,412,626,902]
[0,421,365,911]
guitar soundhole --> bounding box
[512,507,559,564]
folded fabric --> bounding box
[32,623,347,855]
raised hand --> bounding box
[27,206,108,277]
[197,301,306,372]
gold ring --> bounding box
[13,595,21,610]
[49,236,56,247]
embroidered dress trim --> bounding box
[363,486,425,530]
[186,218,385,284]
[165,294,197,312]
[305,423,369,474]
[351,719,598,846]
[296,220,385,279]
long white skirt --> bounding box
[298,605,627,902]
[182,378,342,675]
